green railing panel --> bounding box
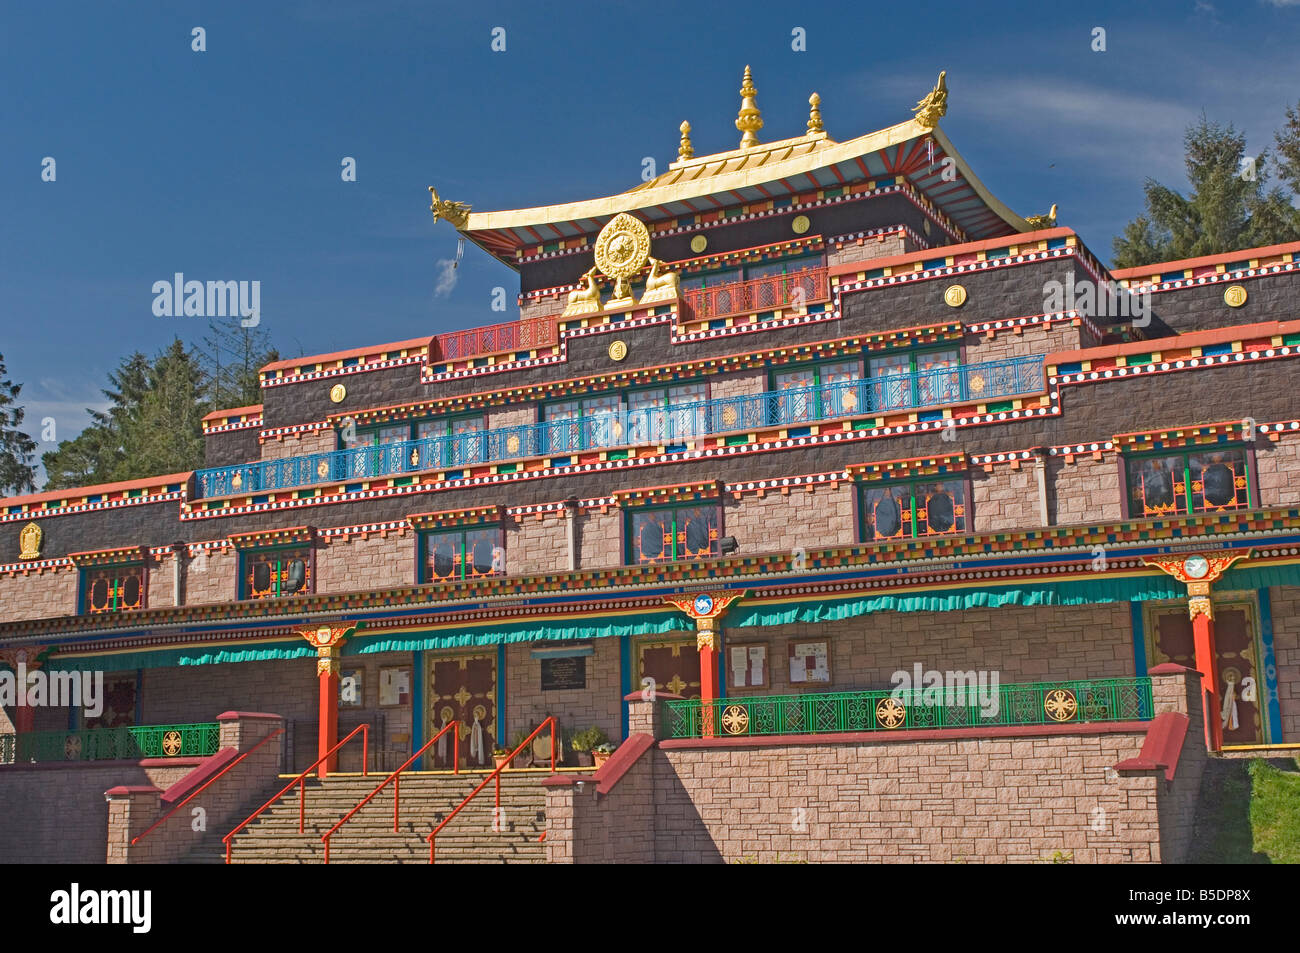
[660,677,1153,740]
[0,722,220,764]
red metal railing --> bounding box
[130,728,285,848]
[426,717,556,863]
[682,267,829,321]
[319,720,459,863]
[434,314,558,362]
[221,724,368,864]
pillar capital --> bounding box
[296,623,358,674]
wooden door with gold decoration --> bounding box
[1144,598,1264,745]
[425,652,497,769]
[637,638,701,699]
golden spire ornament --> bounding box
[735,65,763,148]
[807,92,823,134]
[679,120,694,160]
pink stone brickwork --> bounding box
[505,641,622,745]
[1254,433,1300,508]
[963,323,1085,365]
[1048,454,1124,525]
[724,482,856,557]
[506,512,568,576]
[315,530,414,594]
[1267,586,1300,741]
[261,429,334,462]
[971,462,1042,533]
[0,566,76,622]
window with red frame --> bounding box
[859,478,967,542]
[420,527,504,583]
[83,565,145,614]
[628,505,721,564]
[243,546,312,599]
[1125,447,1251,518]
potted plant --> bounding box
[510,728,532,769]
[569,727,607,768]
[492,747,511,770]
[592,741,617,770]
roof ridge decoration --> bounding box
[911,71,948,128]
[735,65,763,148]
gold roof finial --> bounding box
[912,71,949,128]
[807,92,824,134]
[735,65,763,149]
[679,120,694,160]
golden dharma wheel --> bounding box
[162,729,184,756]
[594,213,651,279]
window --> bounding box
[420,527,504,582]
[868,347,961,412]
[1125,447,1250,518]
[771,359,864,424]
[626,382,708,444]
[543,395,621,452]
[243,547,312,599]
[859,478,968,541]
[83,565,145,614]
[628,505,721,564]
[417,415,487,467]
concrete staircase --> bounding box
[186,770,553,864]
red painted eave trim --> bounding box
[202,404,263,423]
[827,227,1080,280]
[216,710,285,722]
[0,472,193,509]
[1046,319,1300,367]
[261,336,434,374]
[1110,240,1300,279]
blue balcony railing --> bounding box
[194,355,1043,499]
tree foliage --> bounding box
[1113,113,1300,268]
[0,354,38,496]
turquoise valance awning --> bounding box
[38,561,1300,672]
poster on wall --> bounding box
[540,656,586,690]
[729,643,768,689]
[340,669,363,707]
[788,641,830,684]
[379,667,411,707]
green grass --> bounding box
[1247,758,1300,864]
[1191,757,1300,863]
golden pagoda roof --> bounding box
[438,72,1030,266]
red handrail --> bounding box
[682,267,829,321]
[319,720,459,863]
[426,717,555,863]
[221,724,368,864]
[131,728,284,847]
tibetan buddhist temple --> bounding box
[2,68,1298,865]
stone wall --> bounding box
[1048,453,1124,525]
[1267,586,1300,742]
[260,428,334,462]
[0,565,77,621]
[504,641,622,746]
[971,461,1042,533]
[1255,433,1300,508]
[724,482,856,557]
[963,322,1085,365]
[506,511,569,576]
[314,530,413,594]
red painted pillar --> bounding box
[318,661,339,779]
[14,703,34,735]
[698,623,718,738]
[1191,610,1223,751]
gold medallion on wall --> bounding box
[943,284,968,308]
[1224,284,1247,308]
[608,339,628,362]
[329,383,347,403]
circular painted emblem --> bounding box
[1044,688,1078,722]
[329,384,347,403]
[693,593,715,616]
[1223,284,1247,308]
[608,339,628,362]
[875,697,907,729]
[1182,554,1210,580]
[943,284,968,308]
[594,213,651,279]
[315,626,334,645]
[791,214,811,235]
[721,704,749,735]
[690,235,708,254]
[162,730,184,757]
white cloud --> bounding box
[433,259,459,298]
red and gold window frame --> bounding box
[1123,445,1252,519]
[241,546,314,600]
[626,504,722,565]
[82,564,146,614]
[419,526,505,583]
[858,476,969,542]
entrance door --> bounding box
[1145,598,1265,745]
[425,652,497,769]
[637,638,701,699]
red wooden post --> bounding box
[1192,610,1224,751]
[318,664,340,778]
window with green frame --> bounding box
[242,546,312,600]
[770,358,864,423]
[415,414,487,466]
[625,381,708,444]
[859,477,968,542]
[627,504,721,564]
[867,346,961,411]
[83,564,145,614]
[419,527,505,583]
[1125,445,1251,518]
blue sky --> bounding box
[3,0,1300,469]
